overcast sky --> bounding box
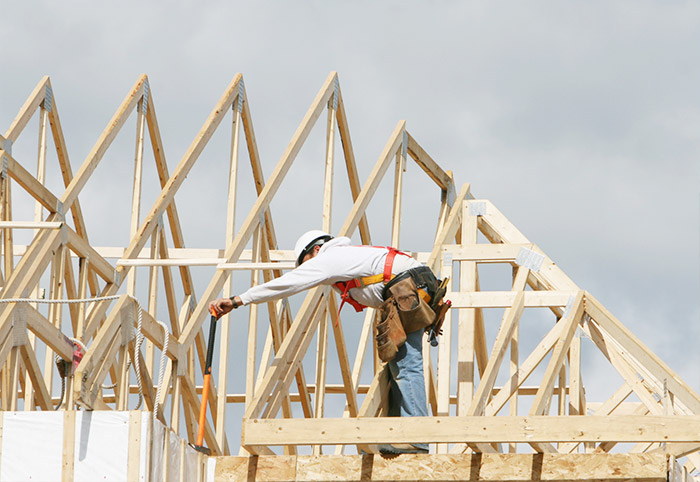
[2,0,700,431]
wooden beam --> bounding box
[242,288,324,419]
[64,227,115,283]
[357,365,390,418]
[3,76,50,141]
[18,342,54,410]
[437,250,455,426]
[446,243,531,262]
[73,295,130,405]
[129,345,156,415]
[239,75,281,261]
[456,200,478,422]
[449,291,575,309]
[468,287,526,417]
[179,72,337,352]
[529,291,585,416]
[262,294,327,419]
[406,132,454,191]
[144,85,194,296]
[0,228,63,328]
[426,185,473,272]
[0,153,58,212]
[483,317,569,416]
[585,293,700,414]
[24,302,74,361]
[135,299,181,360]
[243,415,700,447]
[326,293,358,417]
[337,120,404,238]
[78,76,247,387]
[60,75,148,212]
[335,84,371,244]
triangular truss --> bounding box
[1,72,699,481]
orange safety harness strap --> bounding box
[333,247,410,324]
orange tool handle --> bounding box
[196,373,211,447]
[195,308,219,449]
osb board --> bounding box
[212,453,667,482]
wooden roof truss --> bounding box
[0,72,699,481]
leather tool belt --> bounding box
[375,266,449,362]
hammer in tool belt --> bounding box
[428,277,451,347]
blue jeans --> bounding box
[388,329,428,418]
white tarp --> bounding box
[73,411,130,482]
[0,411,193,481]
[1,412,64,481]
[151,419,165,482]
[207,457,217,482]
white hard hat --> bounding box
[294,230,332,266]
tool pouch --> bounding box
[375,298,406,362]
[427,277,451,337]
[386,277,436,334]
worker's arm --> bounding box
[208,260,332,318]
[208,263,330,316]
[208,249,355,317]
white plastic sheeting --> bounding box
[1,412,63,481]
[73,411,133,481]
[0,411,202,481]
[207,458,217,482]
[150,416,200,481]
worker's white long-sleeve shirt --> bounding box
[238,237,423,308]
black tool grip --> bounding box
[204,315,217,375]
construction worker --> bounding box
[210,230,446,454]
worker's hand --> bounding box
[209,296,242,318]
